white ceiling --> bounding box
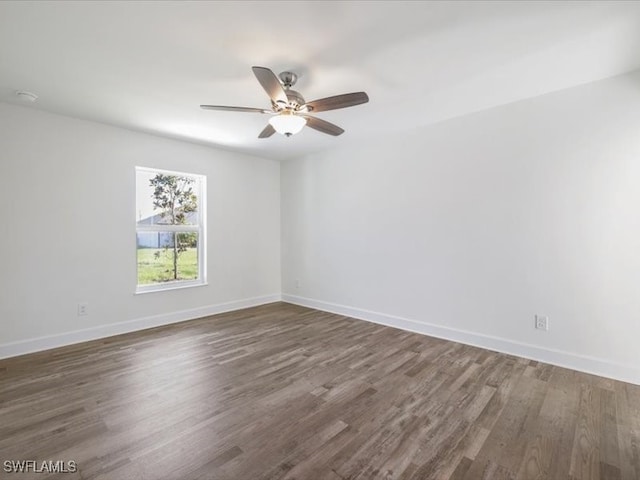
[1,1,640,160]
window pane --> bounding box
[136,169,200,226]
[137,232,199,285]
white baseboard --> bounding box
[282,293,640,386]
[0,294,281,360]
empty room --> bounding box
[1,1,639,479]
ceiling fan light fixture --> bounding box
[269,112,306,137]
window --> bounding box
[135,167,206,293]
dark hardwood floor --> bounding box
[0,302,638,480]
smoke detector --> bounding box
[15,91,38,102]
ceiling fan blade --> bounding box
[303,116,344,136]
[252,66,288,105]
[200,105,270,113]
[258,124,276,138]
[304,92,369,113]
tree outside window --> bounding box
[135,167,206,292]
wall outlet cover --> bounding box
[535,315,548,331]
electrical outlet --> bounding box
[295,279,300,289]
[535,315,548,331]
[78,303,89,316]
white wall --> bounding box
[0,103,281,356]
[3,72,640,385]
[281,72,640,384]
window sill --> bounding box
[135,281,208,295]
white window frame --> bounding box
[135,166,207,294]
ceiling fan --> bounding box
[200,66,369,138]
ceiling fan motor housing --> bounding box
[283,90,305,110]
[273,71,306,111]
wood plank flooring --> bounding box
[0,302,638,480]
